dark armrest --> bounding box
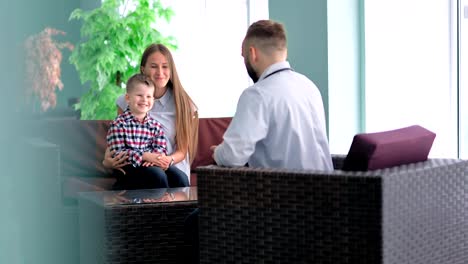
[195,159,468,263]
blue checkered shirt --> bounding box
[106,108,167,167]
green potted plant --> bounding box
[69,0,176,119]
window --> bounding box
[459,0,468,158]
[158,0,269,117]
[364,0,459,158]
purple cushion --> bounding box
[342,125,436,171]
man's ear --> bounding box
[249,46,258,62]
[125,93,130,103]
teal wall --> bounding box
[3,2,91,263]
[1,2,21,263]
[269,0,363,154]
[269,0,329,120]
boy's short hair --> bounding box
[126,73,154,93]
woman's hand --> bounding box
[143,152,171,169]
[156,154,172,169]
[142,161,157,167]
[102,147,130,174]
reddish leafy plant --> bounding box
[24,27,74,112]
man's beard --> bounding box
[245,60,259,83]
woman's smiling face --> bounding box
[141,51,171,90]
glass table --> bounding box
[79,187,197,264]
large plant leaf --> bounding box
[69,0,177,120]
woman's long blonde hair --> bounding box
[140,44,198,163]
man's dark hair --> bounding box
[245,20,287,54]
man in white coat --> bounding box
[212,19,333,171]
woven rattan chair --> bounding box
[195,155,468,264]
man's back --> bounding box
[214,61,333,171]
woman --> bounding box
[103,43,198,189]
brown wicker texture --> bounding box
[195,157,468,264]
[79,195,197,264]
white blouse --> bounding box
[116,88,191,181]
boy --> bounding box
[106,73,189,190]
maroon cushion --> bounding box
[190,117,232,185]
[191,117,232,169]
[26,118,232,188]
[342,125,436,171]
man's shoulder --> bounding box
[242,83,265,98]
[274,70,319,94]
[293,71,316,85]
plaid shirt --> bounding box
[106,109,167,167]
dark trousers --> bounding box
[112,165,189,190]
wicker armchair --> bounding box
[195,155,468,264]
